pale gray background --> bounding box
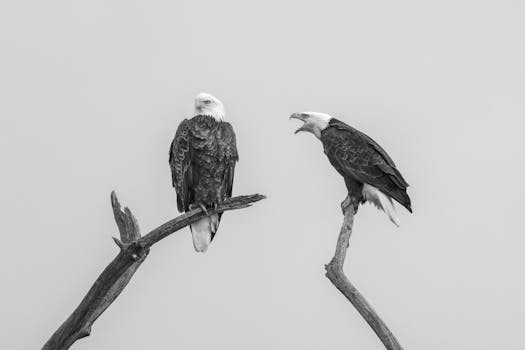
[1,0,524,349]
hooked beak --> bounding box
[290,113,309,134]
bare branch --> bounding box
[325,195,404,350]
[42,192,265,350]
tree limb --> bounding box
[42,192,265,350]
[325,195,404,350]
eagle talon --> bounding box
[341,196,359,215]
[190,203,209,215]
[198,203,208,215]
[341,196,352,214]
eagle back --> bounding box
[320,118,411,211]
[322,118,395,170]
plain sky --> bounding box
[1,0,524,349]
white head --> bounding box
[194,92,225,121]
[290,112,333,139]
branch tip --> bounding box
[110,191,120,208]
[112,237,124,249]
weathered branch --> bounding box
[42,192,265,350]
[325,195,404,350]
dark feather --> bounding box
[169,119,193,212]
[321,118,412,212]
[169,115,238,223]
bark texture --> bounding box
[325,195,404,350]
[42,192,265,350]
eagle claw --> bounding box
[341,195,359,215]
[190,203,209,215]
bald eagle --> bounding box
[169,93,238,252]
[290,112,411,225]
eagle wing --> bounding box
[218,122,238,199]
[323,119,411,211]
[169,119,193,212]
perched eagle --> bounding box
[169,93,238,252]
[290,112,411,225]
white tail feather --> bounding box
[362,184,400,226]
[190,214,219,252]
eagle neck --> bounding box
[193,114,223,124]
[193,111,224,122]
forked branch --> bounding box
[42,192,265,350]
[325,195,403,350]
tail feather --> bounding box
[190,214,219,252]
[362,184,400,226]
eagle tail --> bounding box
[190,214,219,252]
[362,184,400,226]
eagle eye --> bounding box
[204,99,212,104]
